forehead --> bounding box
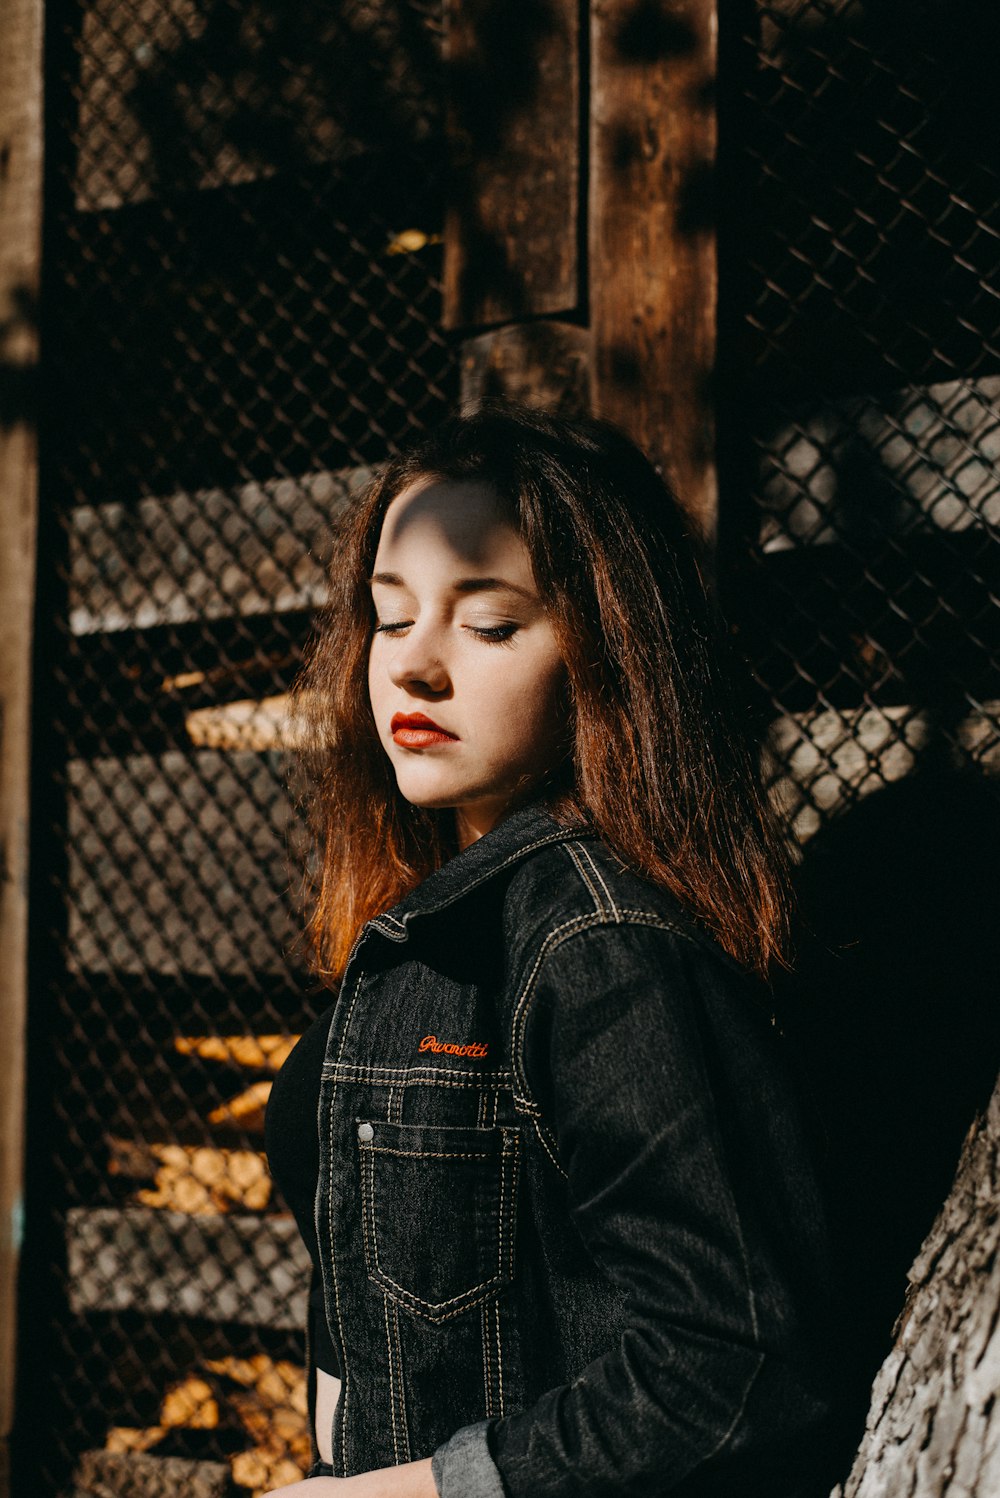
[374,477,526,573]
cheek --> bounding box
[367,646,390,731]
[367,639,382,700]
[497,653,569,750]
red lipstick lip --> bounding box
[390,711,458,745]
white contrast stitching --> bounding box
[360,1145,493,1161]
[392,1301,411,1461]
[359,1147,376,1274]
[511,910,703,1073]
[481,1303,494,1417]
[577,842,621,921]
[494,1298,505,1416]
[367,830,589,938]
[365,1142,484,1308]
[532,1116,568,1177]
[497,1134,508,1282]
[326,967,365,1469]
[359,1129,519,1321]
[510,912,702,1175]
[374,1274,503,1319]
[562,842,604,914]
[370,915,405,936]
[325,1072,509,1094]
[511,913,605,1093]
[335,971,366,1065]
[505,1140,520,1279]
[323,1063,512,1085]
[383,1294,401,1465]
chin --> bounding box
[394,776,465,811]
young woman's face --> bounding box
[368,476,569,848]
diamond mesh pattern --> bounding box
[724,0,1000,843]
[19,1,1000,1493]
[21,2,455,1493]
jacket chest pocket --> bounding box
[357,1119,520,1323]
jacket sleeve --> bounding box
[432,919,831,1498]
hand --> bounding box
[264,1457,436,1496]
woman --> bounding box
[264,403,837,1497]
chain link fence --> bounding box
[15,1,1000,1494]
[724,0,1000,841]
[22,2,455,1493]
[721,0,1000,1399]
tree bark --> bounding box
[833,1071,1000,1497]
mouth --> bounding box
[390,712,459,748]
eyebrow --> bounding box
[368,571,536,600]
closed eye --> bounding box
[373,621,518,644]
[466,623,518,644]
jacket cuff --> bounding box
[431,1420,506,1498]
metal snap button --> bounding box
[357,1122,374,1143]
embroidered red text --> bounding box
[418,1034,489,1059]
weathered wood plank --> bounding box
[444,0,581,328]
[460,321,590,413]
[589,0,718,542]
[0,0,43,1489]
[67,1207,311,1330]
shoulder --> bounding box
[500,829,746,983]
[503,838,776,1129]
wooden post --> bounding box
[444,0,588,413]
[0,0,44,1490]
[589,0,718,543]
[443,0,581,329]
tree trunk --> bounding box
[834,1071,1000,1497]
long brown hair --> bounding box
[296,401,793,981]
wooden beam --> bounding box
[0,0,43,1489]
[444,0,581,329]
[589,0,718,543]
[460,321,590,413]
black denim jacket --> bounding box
[312,802,836,1497]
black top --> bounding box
[264,1005,339,1375]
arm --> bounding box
[263,1463,435,1496]
[434,920,832,1497]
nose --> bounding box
[385,621,450,695]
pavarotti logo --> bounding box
[418,1034,489,1059]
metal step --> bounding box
[67,1206,310,1331]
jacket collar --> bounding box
[364,800,591,945]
